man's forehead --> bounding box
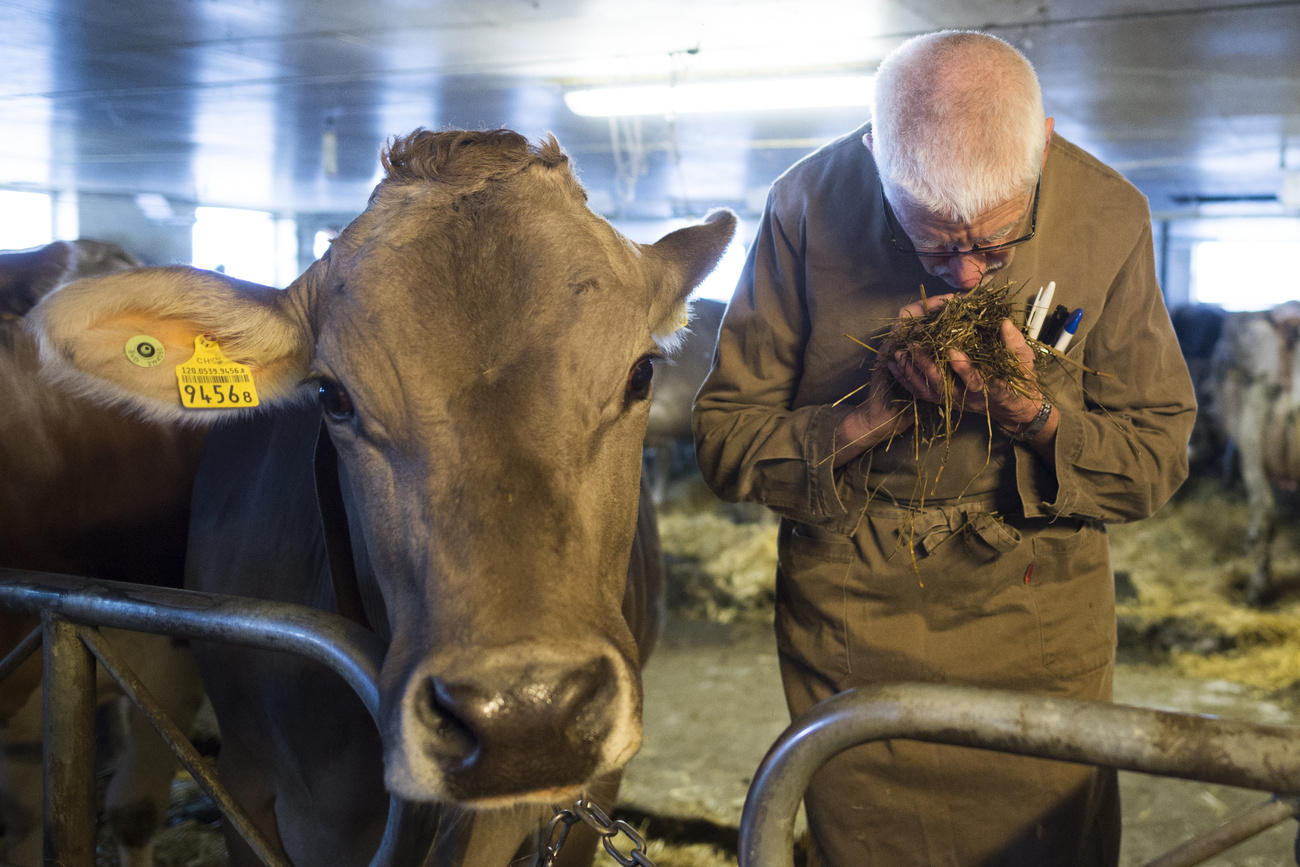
[899,193,1028,241]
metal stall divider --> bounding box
[0,569,412,867]
[738,683,1300,867]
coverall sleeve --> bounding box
[1018,221,1196,523]
[692,193,857,527]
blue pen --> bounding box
[1053,308,1083,351]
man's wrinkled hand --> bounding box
[889,295,1044,428]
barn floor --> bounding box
[613,469,1300,866]
[620,617,1300,866]
[127,472,1300,866]
[141,640,1299,867]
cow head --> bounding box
[28,129,736,806]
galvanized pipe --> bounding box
[1144,796,1300,867]
[1,570,400,866]
[41,613,96,867]
[739,683,1300,867]
[78,624,292,867]
[0,623,41,682]
[0,569,385,722]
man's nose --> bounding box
[940,253,987,290]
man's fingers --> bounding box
[947,348,986,392]
[1001,318,1036,365]
[898,292,955,320]
[892,350,944,403]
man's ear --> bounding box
[28,266,312,424]
[1042,117,1055,168]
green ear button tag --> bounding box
[125,335,165,368]
[175,334,260,409]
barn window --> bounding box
[693,231,747,302]
[313,228,338,259]
[192,206,298,288]
[0,189,53,249]
[1189,217,1300,311]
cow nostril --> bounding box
[407,656,627,799]
[555,657,617,746]
[417,677,479,766]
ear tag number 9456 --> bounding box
[175,334,260,409]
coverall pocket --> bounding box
[787,521,855,563]
[1027,522,1115,682]
[775,522,856,684]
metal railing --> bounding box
[738,682,1300,866]
[0,568,412,867]
[8,570,1300,866]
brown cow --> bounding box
[29,130,735,865]
[0,240,206,865]
[1207,300,1300,606]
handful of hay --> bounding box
[855,280,1039,442]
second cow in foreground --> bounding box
[30,129,735,865]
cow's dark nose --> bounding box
[415,656,618,799]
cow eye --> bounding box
[627,356,656,402]
[317,380,355,421]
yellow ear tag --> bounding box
[175,334,260,409]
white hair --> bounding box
[871,30,1046,222]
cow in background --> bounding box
[645,297,724,502]
[1170,302,1230,477]
[0,239,206,866]
[1206,300,1300,606]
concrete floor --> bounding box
[621,617,1300,866]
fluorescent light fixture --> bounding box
[564,74,874,117]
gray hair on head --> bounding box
[871,30,1046,223]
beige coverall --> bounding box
[693,127,1197,866]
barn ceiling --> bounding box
[2,0,1298,222]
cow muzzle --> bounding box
[384,648,640,805]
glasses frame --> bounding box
[882,177,1040,260]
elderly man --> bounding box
[693,30,1195,866]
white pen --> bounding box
[1027,280,1056,340]
[1025,284,1046,338]
[1024,284,1044,334]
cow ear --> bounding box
[27,266,312,425]
[644,209,737,345]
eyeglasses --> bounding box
[882,177,1040,260]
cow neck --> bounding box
[313,421,373,632]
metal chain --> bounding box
[541,796,656,867]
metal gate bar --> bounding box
[77,621,290,866]
[738,682,1300,867]
[0,569,401,867]
[41,613,96,863]
[0,569,385,717]
[1146,795,1300,867]
[0,622,41,680]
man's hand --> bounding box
[888,296,1046,431]
[831,361,916,466]
[833,293,1060,467]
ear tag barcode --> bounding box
[176,334,260,409]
